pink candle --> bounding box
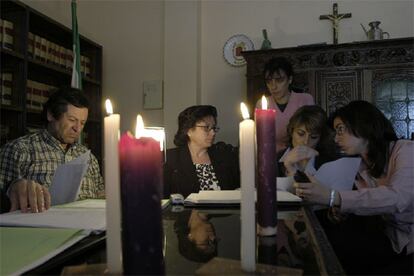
[119,132,164,274]
[255,96,277,236]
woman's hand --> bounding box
[293,173,330,205]
[284,145,319,175]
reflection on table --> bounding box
[163,206,344,275]
[27,205,345,275]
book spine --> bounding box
[28,32,34,57]
[2,20,14,50]
[2,72,13,105]
[26,80,33,109]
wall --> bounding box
[200,0,414,145]
[21,0,414,148]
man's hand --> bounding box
[9,179,51,213]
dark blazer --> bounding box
[163,142,240,198]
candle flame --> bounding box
[261,96,268,110]
[240,102,250,120]
[135,115,145,138]
[105,99,113,115]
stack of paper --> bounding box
[184,190,302,205]
[0,199,106,231]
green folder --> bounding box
[0,227,89,275]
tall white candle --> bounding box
[104,99,122,273]
[239,102,256,272]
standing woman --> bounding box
[256,57,314,152]
[164,105,240,198]
[295,101,413,274]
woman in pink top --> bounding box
[295,101,413,275]
[255,57,314,152]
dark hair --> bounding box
[263,56,294,80]
[330,100,397,177]
[174,211,218,263]
[174,105,217,146]
[41,87,89,125]
[286,105,335,156]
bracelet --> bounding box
[329,190,336,207]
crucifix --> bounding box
[319,3,352,44]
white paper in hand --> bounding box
[50,151,90,205]
[307,157,361,191]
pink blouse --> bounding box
[256,91,314,152]
[339,140,414,254]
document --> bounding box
[306,157,361,191]
[279,149,361,191]
[49,151,90,206]
[0,227,90,276]
[184,190,302,206]
[0,200,106,231]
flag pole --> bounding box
[71,0,82,90]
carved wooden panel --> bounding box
[242,37,414,110]
[316,70,363,115]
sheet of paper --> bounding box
[0,207,106,231]
[49,151,90,206]
[56,199,106,209]
[277,177,294,191]
[0,227,90,276]
[161,199,170,209]
[184,190,301,205]
[307,157,361,191]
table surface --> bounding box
[27,205,345,275]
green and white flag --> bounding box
[71,0,82,89]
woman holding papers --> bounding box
[164,105,240,198]
[277,105,337,178]
[294,101,413,275]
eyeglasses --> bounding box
[196,125,220,133]
[335,125,347,136]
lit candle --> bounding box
[255,96,277,236]
[119,115,165,275]
[239,102,256,272]
[104,99,122,273]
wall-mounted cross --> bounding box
[320,3,352,44]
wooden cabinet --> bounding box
[1,0,103,162]
[242,37,414,138]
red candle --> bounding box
[119,132,164,274]
[255,96,277,236]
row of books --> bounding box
[28,33,92,77]
[0,18,14,50]
[26,80,57,111]
[0,18,92,78]
[0,73,57,111]
[1,72,12,105]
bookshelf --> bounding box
[0,0,103,164]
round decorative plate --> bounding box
[223,34,254,66]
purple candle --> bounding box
[119,132,165,274]
[255,96,277,236]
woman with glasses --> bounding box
[294,101,413,274]
[164,105,240,198]
[256,57,314,152]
